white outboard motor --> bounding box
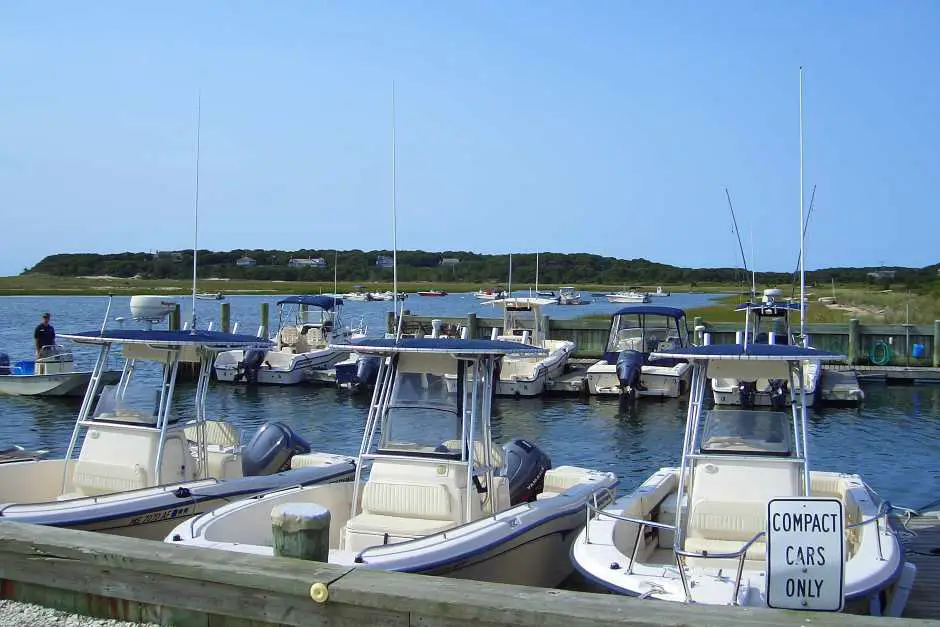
[501,438,551,505]
[241,422,311,476]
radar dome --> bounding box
[130,295,177,323]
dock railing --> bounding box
[1,521,933,626]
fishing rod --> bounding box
[724,187,752,299]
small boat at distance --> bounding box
[416,289,448,297]
[606,291,651,304]
[196,292,225,300]
[474,288,507,301]
[0,344,120,397]
[167,337,617,587]
[557,286,588,305]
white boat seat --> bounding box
[184,421,240,450]
[72,460,149,496]
[537,465,592,499]
[442,440,505,468]
[810,474,846,500]
[685,501,766,561]
[290,452,345,468]
[341,513,455,538]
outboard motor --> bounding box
[738,380,757,408]
[502,438,551,505]
[355,355,381,389]
[235,349,267,384]
[241,421,311,476]
[616,350,646,400]
[0,353,9,376]
[768,378,789,409]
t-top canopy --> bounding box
[612,305,686,318]
[61,329,272,349]
[276,295,342,309]
[650,342,844,362]
[331,337,547,357]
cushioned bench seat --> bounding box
[685,501,766,561]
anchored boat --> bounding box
[0,344,120,397]
[586,305,692,399]
[572,343,914,615]
[167,337,617,587]
[215,295,362,385]
[0,303,355,539]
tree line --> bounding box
[25,249,940,290]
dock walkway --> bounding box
[900,514,940,619]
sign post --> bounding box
[767,498,845,611]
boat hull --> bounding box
[443,341,575,398]
[0,461,356,541]
[586,362,690,397]
[0,370,120,397]
[215,349,348,385]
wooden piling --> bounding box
[169,304,180,331]
[467,312,478,339]
[271,503,330,562]
[220,302,231,334]
[934,320,940,368]
[259,302,269,339]
[848,318,860,365]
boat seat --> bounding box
[71,460,149,496]
[811,474,846,500]
[684,501,766,561]
[291,452,347,468]
[184,421,240,450]
[537,465,591,499]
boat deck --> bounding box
[898,513,940,618]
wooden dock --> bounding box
[2,521,938,626]
[899,514,940,619]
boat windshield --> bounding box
[700,409,793,456]
[379,370,462,458]
[607,314,684,353]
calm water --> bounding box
[1,294,938,510]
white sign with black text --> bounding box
[766,497,845,611]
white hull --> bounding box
[0,370,120,397]
[586,361,691,397]
[215,348,348,385]
[168,468,617,587]
[571,468,912,614]
[606,294,650,304]
[713,387,817,407]
[444,340,574,398]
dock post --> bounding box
[467,313,478,339]
[693,316,703,344]
[542,314,551,340]
[169,304,181,331]
[271,502,330,562]
[220,302,231,334]
[386,310,395,334]
[259,302,269,339]
[848,318,860,365]
[934,320,940,368]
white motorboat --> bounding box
[215,295,361,385]
[167,336,617,587]
[0,344,120,397]
[0,298,355,540]
[647,286,671,298]
[474,288,507,301]
[196,292,224,300]
[606,291,651,304]
[572,342,915,616]
[711,289,822,407]
[447,297,574,397]
[586,305,692,398]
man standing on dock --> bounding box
[34,312,55,357]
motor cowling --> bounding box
[739,380,757,408]
[768,378,789,409]
[502,438,551,505]
[241,421,311,476]
[0,353,9,376]
[355,355,381,388]
[235,349,267,384]
[616,350,646,398]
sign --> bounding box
[766,497,845,611]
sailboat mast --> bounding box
[535,252,539,293]
[190,93,202,333]
[799,66,807,346]
[507,252,512,297]
[391,81,399,323]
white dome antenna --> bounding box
[130,296,177,329]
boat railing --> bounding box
[847,500,893,561]
[674,531,766,605]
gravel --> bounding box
[0,600,157,626]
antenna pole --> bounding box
[535,252,539,293]
[799,67,806,345]
[333,250,338,306]
[391,80,399,331]
[191,93,202,333]
[508,252,512,298]
[724,188,750,296]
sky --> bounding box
[1,1,938,276]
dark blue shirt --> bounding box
[34,323,55,348]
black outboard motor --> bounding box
[355,355,381,389]
[0,353,9,376]
[768,378,789,409]
[235,349,267,384]
[738,380,757,408]
[241,421,311,476]
[502,438,551,505]
[616,350,646,400]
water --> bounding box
[1,295,938,510]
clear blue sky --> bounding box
[1,1,937,276]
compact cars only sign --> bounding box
[766,498,845,611]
